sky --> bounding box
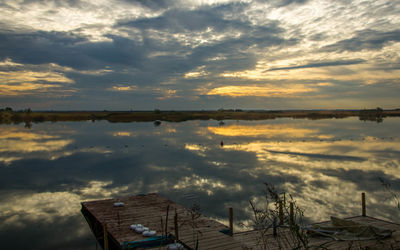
[0,0,399,110]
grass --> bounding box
[244,183,310,250]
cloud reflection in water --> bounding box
[0,118,400,249]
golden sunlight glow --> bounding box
[0,63,75,96]
[155,88,178,100]
[0,128,59,140]
[185,143,209,157]
[0,83,64,96]
[185,144,208,151]
[111,85,136,91]
[206,85,314,97]
[184,70,208,78]
[0,71,73,84]
[208,124,315,138]
[0,127,73,163]
[112,131,133,137]
[0,138,72,154]
[0,58,23,66]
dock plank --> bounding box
[81,193,244,249]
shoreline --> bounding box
[1,109,399,124]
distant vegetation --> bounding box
[1,108,400,125]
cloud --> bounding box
[110,85,137,91]
[0,31,89,68]
[267,59,366,71]
[118,3,252,33]
[0,59,76,96]
[322,29,400,52]
[0,0,399,109]
[205,85,314,97]
[256,0,309,7]
[123,0,174,10]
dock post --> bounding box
[103,223,109,250]
[165,205,170,235]
[279,200,284,225]
[289,202,294,226]
[174,209,179,240]
[362,192,366,216]
[229,207,233,236]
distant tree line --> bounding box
[359,107,384,123]
[0,107,31,113]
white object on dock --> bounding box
[167,242,184,250]
[143,230,156,237]
[113,202,125,207]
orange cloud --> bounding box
[0,83,69,96]
[206,85,314,97]
[0,62,75,96]
[0,70,73,84]
[111,85,136,91]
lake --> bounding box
[1,117,400,249]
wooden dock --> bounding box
[81,193,400,249]
[81,193,245,249]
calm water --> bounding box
[1,117,400,249]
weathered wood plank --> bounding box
[82,193,244,249]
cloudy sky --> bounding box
[0,0,399,110]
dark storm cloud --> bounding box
[0,31,89,68]
[124,0,171,10]
[1,1,289,81]
[0,31,146,70]
[116,2,282,39]
[115,2,289,78]
[118,3,251,33]
[267,59,365,71]
[187,30,286,73]
[256,0,309,7]
[277,0,309,6]
[322,29,400,52]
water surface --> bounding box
[1,117,400,249]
